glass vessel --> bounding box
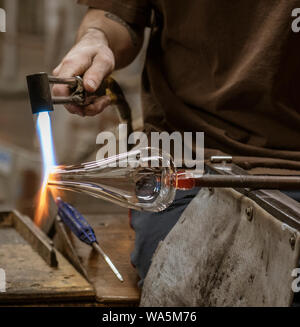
[48,148,177,212]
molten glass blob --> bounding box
[48,148,177,212]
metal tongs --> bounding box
[49,75,118,106]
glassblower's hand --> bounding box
[52,28,115,117]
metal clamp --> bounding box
[210,156,233,164]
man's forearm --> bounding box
[52,8,143,116]
[77,8,144,69]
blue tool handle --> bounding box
[56,197,97,245]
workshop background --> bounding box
[0,0,146,218]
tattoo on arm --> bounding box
[105,12,139,46]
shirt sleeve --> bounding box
[77,0,151,27]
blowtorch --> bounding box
[26,72,132,132]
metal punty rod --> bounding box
[178,174,300,190]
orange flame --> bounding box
[34,172,62,226]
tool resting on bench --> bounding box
[56,198,124,282]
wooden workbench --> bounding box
[0,198,141,306]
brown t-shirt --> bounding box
[79,0,300,161]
